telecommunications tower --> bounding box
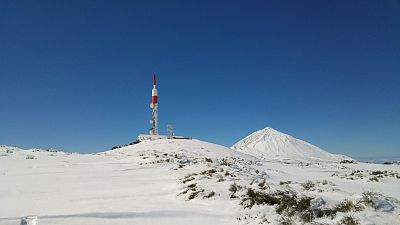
[149,74,158,135]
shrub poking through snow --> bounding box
[368,170,399,180]
[204,191,215,198]
[207,169,217,175]
[219,158,232,166]
[278,194,313,222]
[181,182,198,195]
[278,216,293,225]
[338,215,360,225]
[313,208,337,219]
[182,182,205,200]
[359,191,375,206]
[237,187,370,224]
[188,190,202,200]
[296,197,313,221]
[230,183,238,193]
[224,171,233,176]
[229,182,240,193]
[187,183,197,189]
[240,189,318,223]
[229,182,242,198]
[335,199,364,213]
[279,181,291,185]
[322,179,328,185]
[371,170,385,176]
[301,180,315,190]
[180,189,189,195]
[200,169,217,177]
[333,169,398,181]
[369,177,379,182]
[275,193,298,215]
[340,159,356,164]
[335,199,355,213]
[182,176,195,184]
[358,191,396,212]
[205,158,213,163]
[241,188,280,208]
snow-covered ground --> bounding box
[0,138,399,225]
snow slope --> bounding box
[1,140,399,225]
[232,127,350,163]
[0,140,252,225]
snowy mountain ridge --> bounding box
[0,144,58,153]
[232,127,351,163]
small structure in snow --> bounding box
[20,215,37,225]
[167,124,174,139]
[138,134,168,142]
[137,134,190,142]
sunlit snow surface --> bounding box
[232,127,352,163]
[0,139,399,225]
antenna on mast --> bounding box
[149,73,159,135]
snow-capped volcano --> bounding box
[232,127,350,162]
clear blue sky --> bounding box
[1,1,399,157]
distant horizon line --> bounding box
[2,143,400,161]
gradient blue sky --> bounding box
[1,1,399,157]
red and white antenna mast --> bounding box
[149,73,158,135]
